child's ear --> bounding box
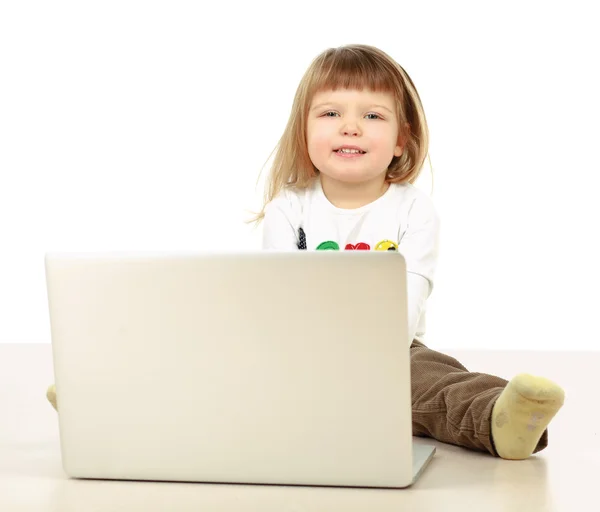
[394,122,410,157]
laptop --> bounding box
[45,250,435,488]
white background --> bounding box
[1,0,598,350]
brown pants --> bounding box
[410,339,549,456]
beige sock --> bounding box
[46,384,58,411]
[491,373,564,460]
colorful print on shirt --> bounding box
[345,242,370,250]
[374,240,398,251]
[316,241,340,250]
[297,228,398,252]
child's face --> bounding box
[307,88,403,185]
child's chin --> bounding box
[326,169,382,184]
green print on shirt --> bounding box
[316,241,340,251]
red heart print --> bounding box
[345,242,370,250]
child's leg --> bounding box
[410,339,564,459]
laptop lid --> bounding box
[45,251,416,488]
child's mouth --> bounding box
[334,149,366,158]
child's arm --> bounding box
[406,273,429,344]
[399,192,441,344]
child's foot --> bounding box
[46,384,58,411]
[491,373,564,460]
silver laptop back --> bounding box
[45,251,426,488]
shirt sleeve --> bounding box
[399,191,440,293]
[398,191,441,343]
[261,193,300,250]
[406,272,430,344]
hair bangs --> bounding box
[307,47,396,98]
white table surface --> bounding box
[1,343,597,511]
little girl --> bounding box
[254,43,565,460]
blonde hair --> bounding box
[253,44,431,222]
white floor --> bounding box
[1,343,597,511]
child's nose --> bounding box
[341,122,361,136]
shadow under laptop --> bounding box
[53,474,426,491]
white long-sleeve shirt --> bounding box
[261,177,441,344]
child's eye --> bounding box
[322,111,382,120]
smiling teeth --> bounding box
[338,148,363,154]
